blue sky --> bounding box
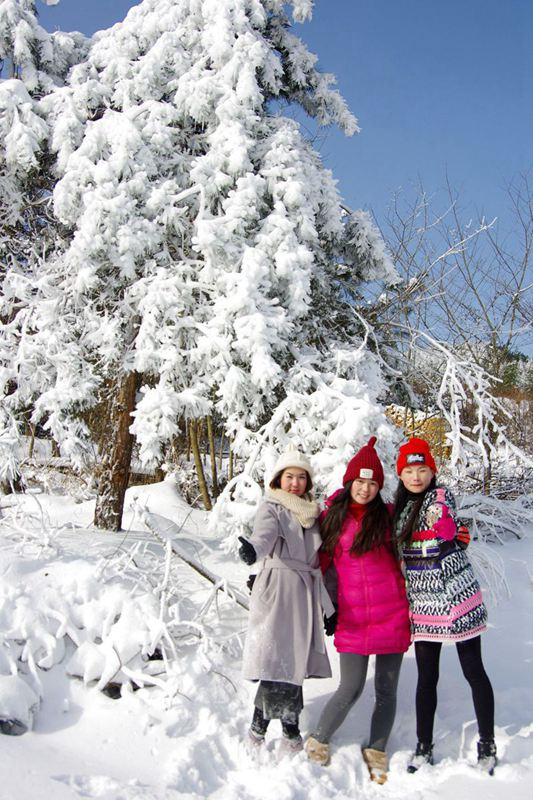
[37,0,532,229]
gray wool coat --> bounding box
[242,497,333,686]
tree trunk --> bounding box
[229,444,234,482]
[170,434,180,465]
[197,418,205,463]
[153,465,165,482]
[218,431,225,472]
[206,414,219,498]
[94,371,139,531]
[189,418,212,510]
[28,424,36,459]
[1,474,23,494]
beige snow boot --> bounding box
[362,747,388,784]
[305,735,330,766]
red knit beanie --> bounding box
[342,436,384,488]
[396,437,437,475]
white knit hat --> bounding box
[270,444,313,483]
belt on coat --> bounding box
[260,554,335,654]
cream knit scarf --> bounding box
[266,488,320,529]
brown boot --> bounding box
[362,747,388,784]
[305,735,330,766]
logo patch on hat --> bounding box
[406,453,425,464]
[359,468,374,479]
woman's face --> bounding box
[350,478,380,505]
[400,465,434,493]
[280,468,309,497]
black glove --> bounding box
[246,574,257,593]
[238,536,257,566]
[324,609,338,636]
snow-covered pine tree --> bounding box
[0,1,88,488]
[0,0,85,280]
[1,0,401,528]
[0,0,87,90]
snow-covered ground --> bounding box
[1,476,532,800]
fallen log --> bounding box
[138,505,250,611]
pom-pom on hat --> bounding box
[271,444,313,483]
[396,437,437,476]
[342,436,384,489]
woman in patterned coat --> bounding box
[393,438,497,775]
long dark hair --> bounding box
[320,482,391,556]
[393,476,437,544]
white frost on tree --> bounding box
[0,79,47,173]
[0,2,89,484]
[4,0,520,537]
[2,0,395,529]
[0,0,88,90]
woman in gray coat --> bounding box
[238,445,333,755]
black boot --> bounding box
[477,738,497,775]
[407,741,434,773]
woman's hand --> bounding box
[456,523,471,549]
[324,607,338,636]
[238,536,257,565]
[432,506,456,541]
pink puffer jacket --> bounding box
[320,499,411,655]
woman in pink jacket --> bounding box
[305,438,411,784]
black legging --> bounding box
[414,636,494,744]
[251,706,300,738]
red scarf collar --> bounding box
[348,502,367,521]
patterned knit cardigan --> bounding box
[395,486,487,643]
